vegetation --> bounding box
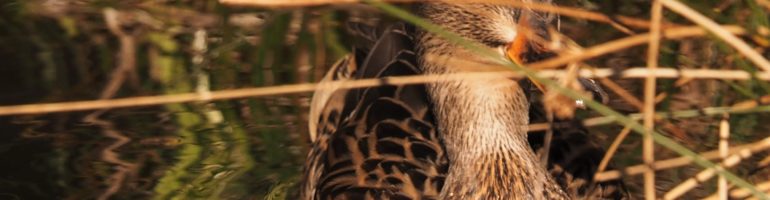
[0,0,768,199]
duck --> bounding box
[300,1,627,199]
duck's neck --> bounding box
[419,53,567,199]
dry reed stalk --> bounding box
[663,147,753,199]
[220,0,676,30]
[529,25,747,70]
[731,95,770,110]
[584,67,770,79]
[760,156,770,169]
[0,68,769,116]
[596,127,633,173]
[660,0,770,72]
[595,137,770,182]
[599,78,644,110]
[220,0,406,7]
[718,117,730,200]
[716,180,770,199]
[642,2,663,198]
[567,98,770,132]
[616,68,770,80]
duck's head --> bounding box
[417,1,555,63]
[418,2,609,110]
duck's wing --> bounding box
[302,23,448,200]
[522,79,630,200]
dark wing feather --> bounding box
[301,23,447,200]
[346,21,383,51]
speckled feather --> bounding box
[302,24,448,200]
[301,2,627,199]
[414,3,566,199]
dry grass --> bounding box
[1,68,769,116]
[642,1,664,198]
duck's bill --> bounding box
[505,36,609,109]
[506,33,548,94]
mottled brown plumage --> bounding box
[301,2,627,199]
[414,3,566,199]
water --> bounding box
[0,1,335,198]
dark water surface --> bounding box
[2,1,770,199]
[0,1,335,198]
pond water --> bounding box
[0,2,331,198]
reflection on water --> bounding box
[1,101,310,199]
[0,1,343,198]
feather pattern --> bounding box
[302,2,627,199]
[303,24,448,199]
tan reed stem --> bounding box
[643,1,663,198]
[718,116,730,200]
[660,0,770,72]
[663,147,753,199]
[1,68,769,116]
[595,137,770,182]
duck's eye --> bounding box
[512,9,522,20]
[482,40,509,48]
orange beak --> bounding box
[506,31,547,93]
